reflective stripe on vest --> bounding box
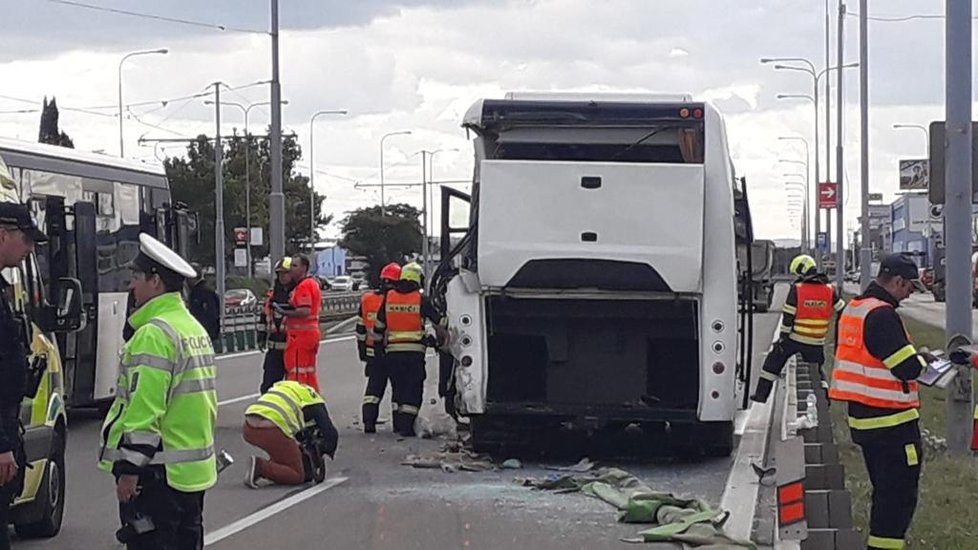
[98,294,218,493]
[384,291,424,352]
[360,292,384,349]
[829,298,920,409]
[790,283,835,345]
[286,278,321,332]
[245,380,325,438]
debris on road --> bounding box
[544,457,595,473]
[500,458,523,470]
[402,443,495,473]
[516,468,757,548]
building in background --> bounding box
[313,244,348,277]
[890,193,934,267]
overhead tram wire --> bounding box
[846,11,978,22]
[44,0,267,34]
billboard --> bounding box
[899,159,929,191]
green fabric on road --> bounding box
[521,468,756,548]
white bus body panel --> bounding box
[476,160,705,293]
[445,271,487,414]
[696,104,738,421]
[93,292,127,401]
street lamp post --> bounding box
[309,110,348,252]
[779,136,811,250]
[118,48,168,157]
[892,124,930,149]
[204,99,289,277]
[762,57,859,270]
[781,156,810,252]
[379,131,412,216]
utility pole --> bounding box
[823,0,831,270]
[858,0,871,290]
[834,0,845,288]
[213,83,226,332]
[944,0,974,456]
[269,0,285,265]
[421,151,429,284]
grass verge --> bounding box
[828,311,978,548]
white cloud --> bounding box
[0,0,960,242]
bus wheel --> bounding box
[15,427,66,539]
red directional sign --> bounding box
[818,182,839,209]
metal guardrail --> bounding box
[214,291,363,353]
[765,359,861,549]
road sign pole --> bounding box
[944,0,974,456]
[858,0,872,290]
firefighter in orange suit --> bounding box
[276,254,322,392]
[751,254,845,403]
[357,263,401,433]
[372,263,445,436]
[258,258,294,393]
[829,253,932,550]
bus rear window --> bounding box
[488,126,704,164]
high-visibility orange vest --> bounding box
[789,283,835,346]
[264,291,285,335]
[286,277,321,332]
[829,297,920,409]
[384,290,425,353]
[359,292,384,357]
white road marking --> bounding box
[215,335,356,407]
[217,393,260,407]
[217,335,357,361]
[203,477,348,546]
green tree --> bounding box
[339,203,423,287]
[38,97,74,148]
[164,131,331,270]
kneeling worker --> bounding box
[752,254,845,402]
[243,380,338,487]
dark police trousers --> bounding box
[260,345,286,394]
[387,352,426,436]
[118,470,205,550]
[752,338,825,402]
[362,357,392,431]
[854,423,922,549]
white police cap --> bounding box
[135,233,197,279]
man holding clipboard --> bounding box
[828,253,934,550]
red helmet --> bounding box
[380,262,401,282]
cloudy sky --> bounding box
[0,0,964,241]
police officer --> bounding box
[258,258,294,393]
[187,263,221,344]
[751,254,845,403]
[357,263,401,433]
[373,263,445,437]
[243,380,338,488]
[99,233,217,550]
[829,253,930,550]
[0,202,46,550]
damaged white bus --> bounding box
[431,93,756,456]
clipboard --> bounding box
[918,359,957,388]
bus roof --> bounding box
[0,136,168,189]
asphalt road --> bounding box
[844,281,978,333]
[12,301,783,550]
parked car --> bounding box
[331,275,353,292]
[224,288,258,308]
[920,268,935,291]
[315,276,333,291]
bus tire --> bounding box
[14,427,66,539]
[703,421,734,457]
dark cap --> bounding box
[0,202,47,243]
[879,253,924,288]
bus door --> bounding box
[42,196,99,408]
